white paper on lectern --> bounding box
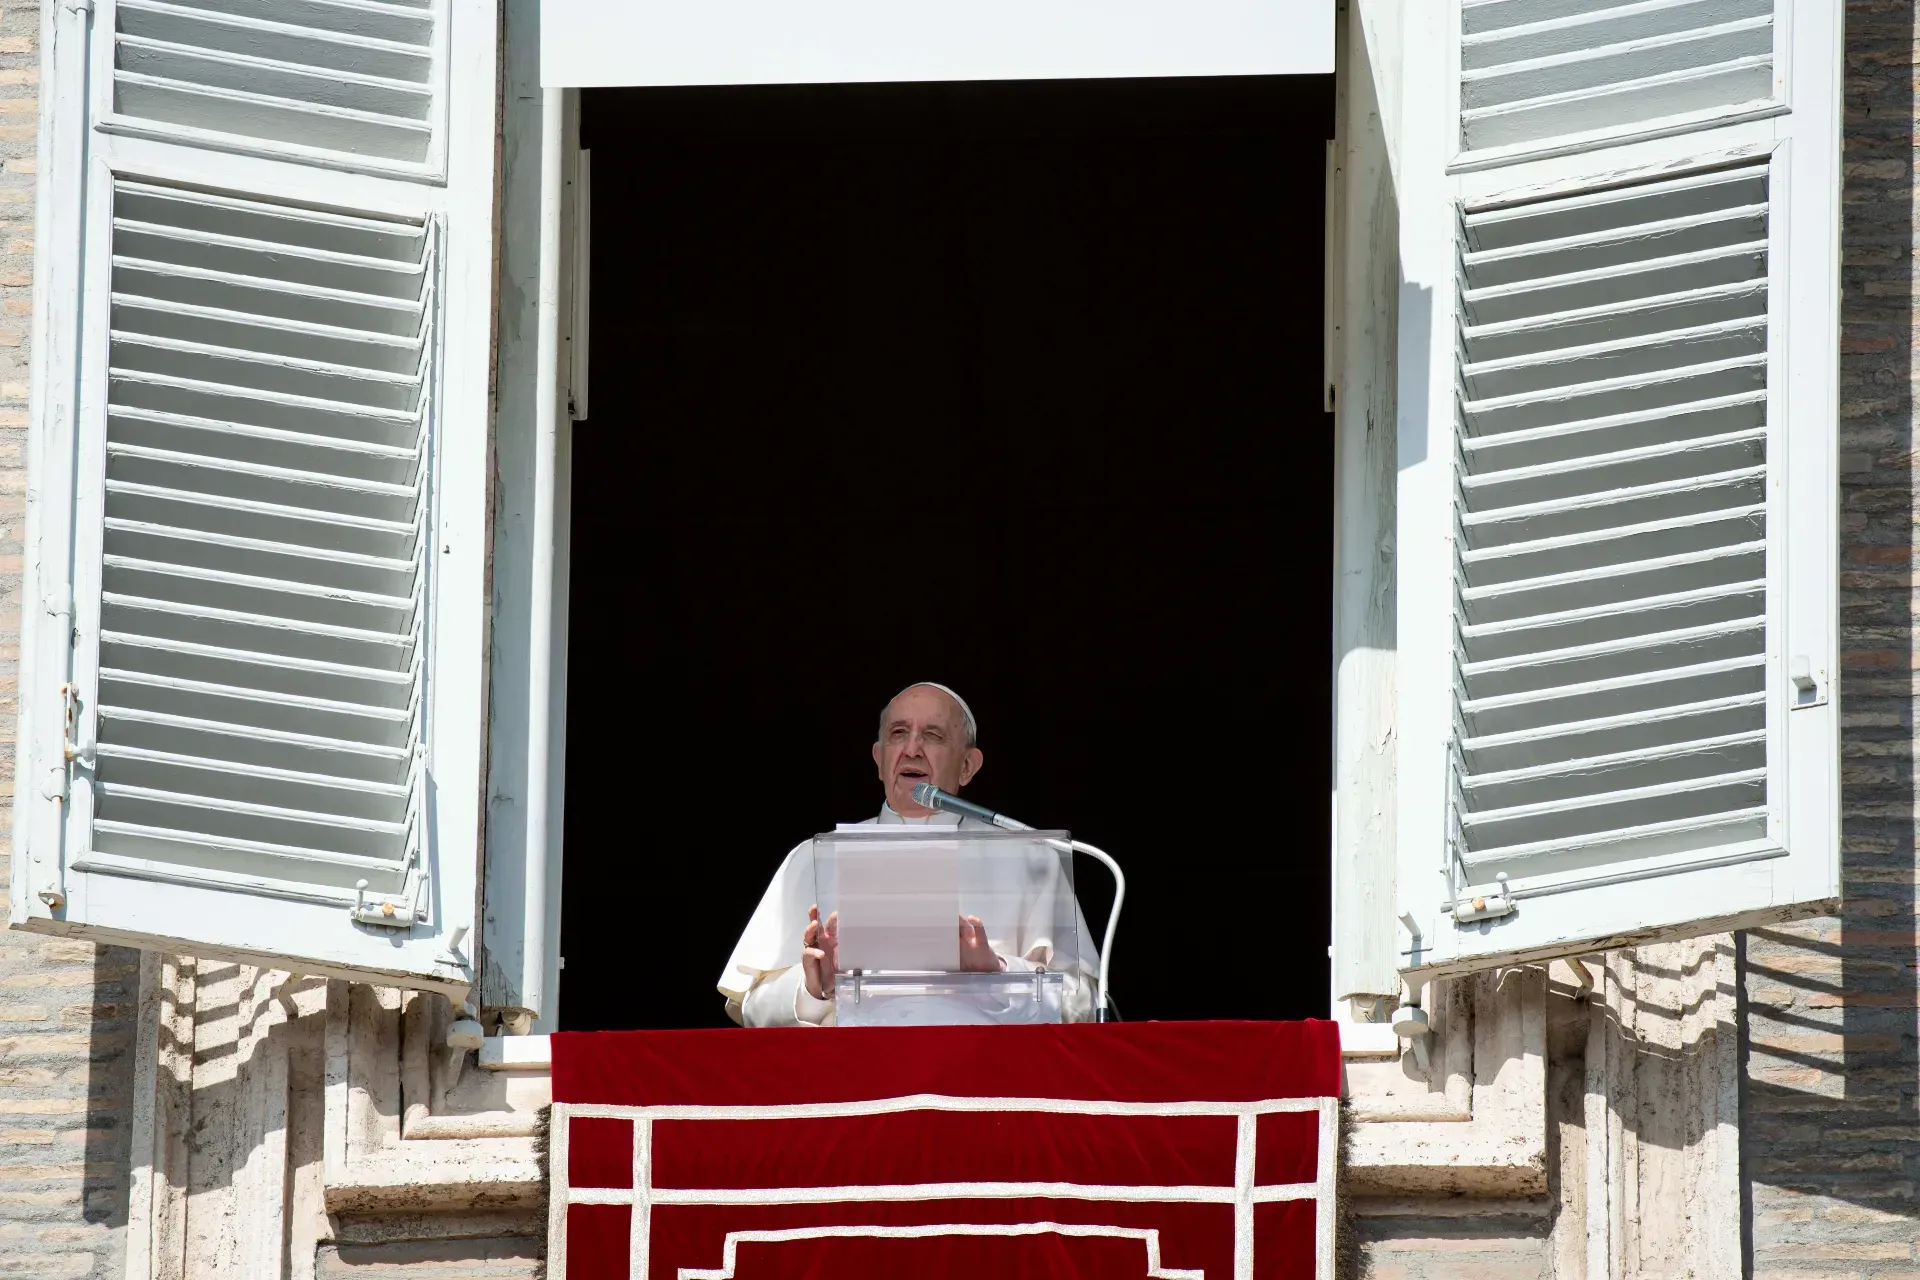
[541,0,1333,88]
[827,837,961,971]
[814,830,1082,974]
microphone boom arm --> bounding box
[912,783,1125,1022]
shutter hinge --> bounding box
[62,0,92,15]
[59,682,93,769]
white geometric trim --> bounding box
[561,1093,1324,1121]
[654,1181,1254,1205]
[567,1178,1320,1206]
[547,1092,1342,1280]
[676,1222,1205,1280]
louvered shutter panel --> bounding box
[107,0,443,172]
[1458,0,1779,159]
[1392,2,1840,979]
[11,0,495,992]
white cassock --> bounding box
[719,805,1099,1027]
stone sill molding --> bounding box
[1342,967,1550,1196]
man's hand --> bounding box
[959,914,1003,973]
[801,905,839,1000]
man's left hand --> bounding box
[959,915,1003,973]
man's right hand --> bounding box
[801,905,839,1000]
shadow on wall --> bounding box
[1739,0,1920,1261]
[84,945,141,1254]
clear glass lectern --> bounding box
[813,827,1082,1026]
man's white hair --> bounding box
[877,682,979,749]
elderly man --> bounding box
[719,682,1096,1026]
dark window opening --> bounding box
[562,74,1336,1030]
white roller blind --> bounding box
[539,0,1333,88]
[11,0,495,993]
[1390,0,1839,979]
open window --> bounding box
[9,0,497,994]
[1391,1,1842,979]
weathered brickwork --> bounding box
[0,5,141,1279]
[1741,1,1920,1275]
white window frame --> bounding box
[1385,1,1841,982]
[9,0,498,995]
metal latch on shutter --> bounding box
[1452,873,1516,924]
[1790,655,1828,709]
[351,877,422,929]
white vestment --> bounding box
[720,805,1099,1026]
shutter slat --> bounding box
[106,443,419,504]
[1461,279,1768,363]
[109,335,424,408]
[1461,426,1763,495]
[1462,471,1764,544]
[104,482,419,559]
[1460,617,1763,699]
[1461,389,1767,470]
[1462,580,1765,662]
[112,260,425,334]
[107,377,419,448]
[101,555,415,620]
[107,443,422,521]
[1463,727,1767,791]
[1462,199,1764,272]
[100,705,410,781]
[100,669,412,748]
[1460,540,1765,626]
[112,296,423,372]
[79,834,413,893]
[109,409,420,485]
[1465,744,1765,820]
[100,631,414,702]
[95,744,410,820]
[1455,807,1770,872]
[101,594,414,672]
[117,34,432,118]
[1460,691,1767,773]
[1462,501,1766,582]
[116,75,431,162]
[96,779,410,840]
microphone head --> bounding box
[911,782,944,808]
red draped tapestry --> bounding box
[548,1021,1341,1280]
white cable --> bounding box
[1070,839,1125,1022]
[1000,818,1124,1022]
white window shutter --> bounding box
[10,0,495,995]
[1393,1,1841,980]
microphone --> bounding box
[911,783,1029,831]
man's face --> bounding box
[872,686,984,816]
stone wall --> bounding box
[0,4,142,1278]
[3,1,1919,1276]
[1739,3,1920,1276]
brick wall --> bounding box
[1740,1,1920,1275]
[0,5,140,1278]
